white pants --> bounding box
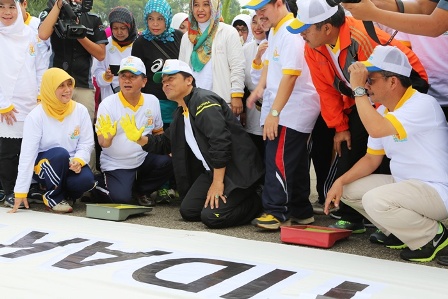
[341,174,448,250]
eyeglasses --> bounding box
[366,75,392,85]
[235,27,248,33]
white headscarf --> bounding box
[0,1,29,108]
[171,12,188,30]
[231,13,253,45]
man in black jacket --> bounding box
[120,59,264,229]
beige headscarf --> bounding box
[39,68,76,121]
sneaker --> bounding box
[369,229,388,244]
[138,194,156,207]
[50,200,73,213]
[436,255,448,266]
[312,202,338,215]
[329,220,366,234]
[364,218,376,228]
[27,183,45,204]
[400,223,448,262]
[384,233,407,250]
[4,194,25,209]
[329,209,343,220]
[290,216,315,225]
[155,188,174,204]
[0,189,5,202]
[252,213,286,230]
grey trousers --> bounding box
[341,174,448,250]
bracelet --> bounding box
[395,0,404,13]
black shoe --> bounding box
[137,194,156,207]
[400,223,448,262]
[0,189,5,202]
[28,183,45,204]
[369,229,388,244]
[329,209,342,220]
[364,218,376,228]
[384,233,407,249]
[437,255,448,266]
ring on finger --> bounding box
[214,195,219,199]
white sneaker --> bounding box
[51,200,73,213]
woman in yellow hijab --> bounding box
[9,68,96,214]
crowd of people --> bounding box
[1,0,448,265]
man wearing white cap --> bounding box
[94,56,173,207]
[121,59,264,229]
[325,45,448,263]
[242,0,321,230]
[287,0,429,233]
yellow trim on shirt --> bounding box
[14,193,28,199]
[72,158,86,167]
[273,13,294,35]
[385,113,407,140]
[118,92,143,112]
[102,73,113,83]
[231,92,244,98]
[111,40,133,53]
[367,147,385,155]
[196,103,221,116]
[282,69,301,76]
[252,60,263,70]
[0,104,14,114]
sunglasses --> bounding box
[366,75,392,85]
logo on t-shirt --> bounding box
[70,125,81,140]
[144,109,154,130]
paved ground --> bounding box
[23,165,448,270]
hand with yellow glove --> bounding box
[95,114,117,139]
[120,113,145,142]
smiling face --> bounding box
[251,15,266,41]
[192,0,211,23]
[147,11,166,36]
[55,79,74,104]
[111,22,129,41]
[162,73,193,102]
[0,0,18,27]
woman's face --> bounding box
[147,11,166,36]
[179,19,189,33]
[55,79,74,104]
[111,22,129,41]
[251,15,266,41]
[192,0,211,23]
[0,0,18,27]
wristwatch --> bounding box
[352,87,367,97]
[270,109,279,117]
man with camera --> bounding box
[38,0,107,123]
[286,0,429,234]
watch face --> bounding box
[354,87,366,96]
[271,109,279,116]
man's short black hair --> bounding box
[379,70,412,88]
[178,71,196,87]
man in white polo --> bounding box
[324,45,448,263]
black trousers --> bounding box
[0,137,22,194]
[180,172,262,229]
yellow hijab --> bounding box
[39,68,76,121]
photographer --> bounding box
[38,0,108,123]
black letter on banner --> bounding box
[317,281,369,298]
[222,269,296,299]
[133,258,254,292]
[0,231,87,258]
[53,241,171,270]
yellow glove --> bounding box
[95,114,117,139]
[120,114,145,142]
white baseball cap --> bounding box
[360,45,412,77]
[287,0,338,34]
[118,56,146,76]
[153,59,193,83]
[242,0,271,10]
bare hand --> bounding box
[334,130,351,157]
[263,114,279,141]
[205,181,226,209]
[7,198,29,213]
[231,97,243,116]
[324,180,343,215]
[104,68,114,81]
[247,86,264,109]
[69,159,82,174]
[342,0,377,21]
[255,41,268,62]
[1,108,18,126]
[348,62,368,89]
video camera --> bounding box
[326,0,361,6]
[50,0,93,39]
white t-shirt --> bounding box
[14,103,93,195]
[262,15,320,133]
[395,32,448,106]
[97,92,163,171]
[367,88,448,209]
